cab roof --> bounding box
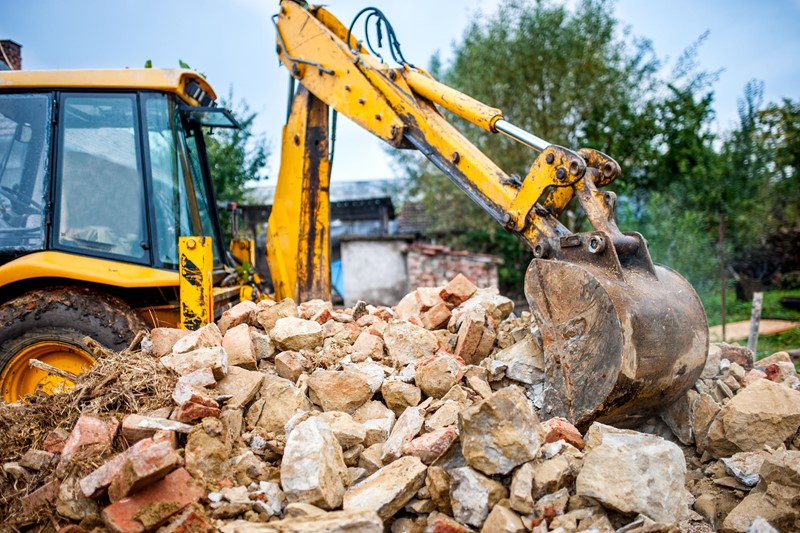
[0,68,216,106]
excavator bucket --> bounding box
[524,231,709,430]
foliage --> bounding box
[143,61,269,206]
[205,94,270,204]
[402,0,662,294]
[395,0,800,311]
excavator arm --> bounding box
[269,0,708,428]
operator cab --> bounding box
[0,70,237,274]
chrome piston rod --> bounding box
[495,119,551,152]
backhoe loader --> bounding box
[0,1,708,429]
[268,1,708,427]
[0,69,244,402]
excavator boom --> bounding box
[270,0,708,428]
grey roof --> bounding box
[248,178,408,204]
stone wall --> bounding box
[406,243,501,290]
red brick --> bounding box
[22,479,60,514]
[542,417,584,450]
[454,308,487,364]
[401,426,458,464]
[421,302,451,330]
[108,440,179,502]
[426,511,473,533]
[407,315,424,328]
[43,428,70,453]
[217,300,257,335]
[416,287,445,312]
[373,308,393,321]
[174,401,221,423]
[439,274,477,306]
[81,437,174,499]
[57,415,119,477]
[101,468,205,533]
[765,363,780,381]
[311,307,334,324]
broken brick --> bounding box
[217,300,257,335]
[43,428,70,454]
[107,440,180,502]
[20,449,56,471]
[22,479,61,515]
[421,302,452,331]
[80,437,176,499]
[174,401,221,424]
[439,274,478,307]
[57,415,119,478]
[542,417,584,450]
[121,415,192,444]
[101,468,205,533]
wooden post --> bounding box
[747,291,764,354]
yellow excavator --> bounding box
[0,1,708,428]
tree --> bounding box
[398,0,662,294]
[205,94,270,204]
[144,61,270,204]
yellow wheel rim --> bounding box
[1,341,95,403]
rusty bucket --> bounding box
[525,231,709,430]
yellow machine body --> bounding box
[0,69,235,401]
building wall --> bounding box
[406,244,500,290]
[341,240,409,306]
[0,41,22,70]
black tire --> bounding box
[0,286,147,370]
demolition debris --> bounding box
[1,273,799,532]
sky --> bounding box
[4,0,800,188]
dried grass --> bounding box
[0,346,177,530]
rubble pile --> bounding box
[1,273,799,533]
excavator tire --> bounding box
[0,287,147,403]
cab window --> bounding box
[56,94,149,262]
[0,93,50,251]
[143,93,197,268]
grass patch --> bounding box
[702,288,800,326]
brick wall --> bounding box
[0,41,22,70]
[406,243,500,290]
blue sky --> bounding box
[4,0,800,186]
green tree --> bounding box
[205,94,270,204]
[399,0,663,294]
[759,98,800,223]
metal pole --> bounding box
[494,120,551,152]
[747,291,764,354]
